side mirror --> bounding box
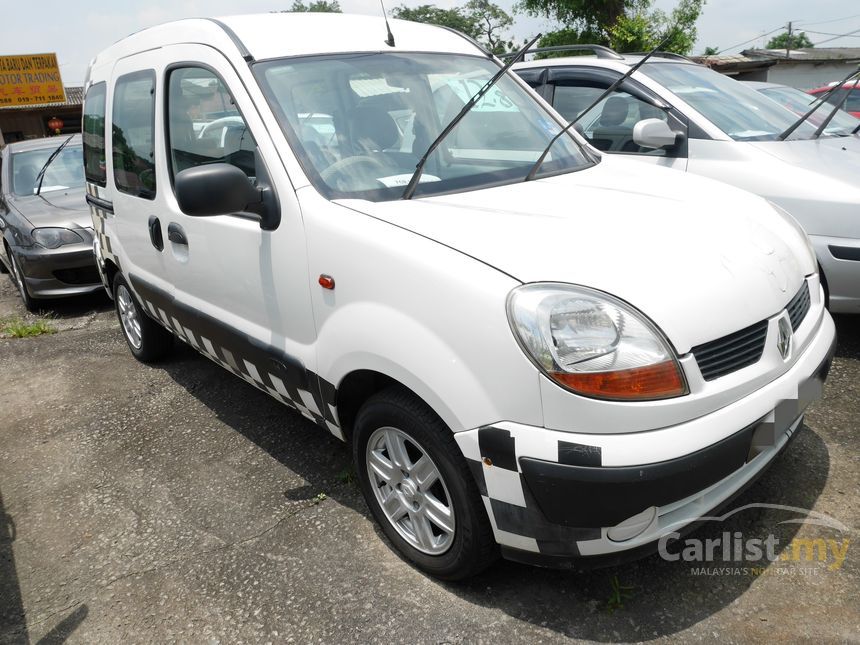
[632,118,682,150]
[175,163,262,217]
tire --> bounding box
[113,274,173,362]
[8,249,39,312]
[353,387,498,580]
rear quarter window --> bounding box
[83,82,107,187]
[112,70,156,199]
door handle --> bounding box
[148,216,163,251]
[167,222,188,246]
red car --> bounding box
[808,80,860,118]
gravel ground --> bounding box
[0,275,857,644]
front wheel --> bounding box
[353,387,498,580]
[8,250,39,312]
[113,274,173,362]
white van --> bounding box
[85,14,835,579]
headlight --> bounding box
[31,227,83,249]
[507,284,687,401]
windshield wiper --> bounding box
[778,67,860,141]
[524,34,672,182]
[34,134,74,196]
[401,33,541,200]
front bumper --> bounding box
[811,233,860,314]
[14,242,102,298]
[455,310,836,566]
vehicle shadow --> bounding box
[0,486,28,644]
[157,338,835,641]
[832,314,859,360]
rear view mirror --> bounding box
[633,118,682,149]
[175,163,261,217]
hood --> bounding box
[750,138,860,185]
[339,158,813,353]
[9,187,90,229]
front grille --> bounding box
[786,281,810,330]
[692,320,769,381]
[53,266,101,285]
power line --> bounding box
[804,28,860,38]
[716,26,784,54]
[813,27,860,46]
[796,13,860,28]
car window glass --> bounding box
[553,84,676,156]
[112,70,156,199]
[257,52,591,201]
[846,90,860,113]
[759,86,859,136]
[167,67,256,180]
[643,62,817,141]
[83,82,107,186]
[11,145,84,196]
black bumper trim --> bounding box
[520,422,757,529]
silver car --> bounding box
[0,135,101,310]
[515,52,860,314]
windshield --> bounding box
[255,53,592,201]
[642,63,818,141]
[11,144,84,196]
[758,86,860,136]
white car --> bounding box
[515,51,860,314]
[85,14,835,579]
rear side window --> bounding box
[83,82,107,186]
[112,70,156,199]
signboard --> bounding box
[0,53,65,107]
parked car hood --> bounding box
[750,137,860,182]
[339,158,813,354]
[8,187,90,229]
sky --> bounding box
[4,0,860,84]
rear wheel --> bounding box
[353,387,498,580]
[113,274,173,362]
[8,250,39,312]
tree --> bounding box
[392,2,516,55]
[702,45,719,55]
[391,4,478,37]
[523,0,705,55]
[285,0,341,12]
[465,0,514,54]
[766,31,814,50]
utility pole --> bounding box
[786,21,793,59]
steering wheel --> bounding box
[320,155,388,187]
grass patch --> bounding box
[336,467,356,485]
[1,317,56,338]
[606,575,635,613]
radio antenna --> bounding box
[380,0,395,47]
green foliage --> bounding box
[1,317,55,338]
[286,0,342,12]
[606,575,635,612]
[702,45,719,55]
[392,4,479,37]
[766,31,814,50]
[392,1,516,54]
[524,0,705,56]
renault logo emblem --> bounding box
[777,316,792,360]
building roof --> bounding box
[0,86,83,111]
[741,47,860,62]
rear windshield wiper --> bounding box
[34,134,74,196]
[778,67,860,141]
[401,33,541,200]
[524,34,672,182]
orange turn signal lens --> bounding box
[550,360,687,401]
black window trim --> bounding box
[83,81,108,188]
[112,68,157,200]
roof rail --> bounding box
[501,44,624,61]
[625,51,693,62]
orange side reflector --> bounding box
[552,360,686,401]
[319,274,335,290]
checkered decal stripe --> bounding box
[85,183,117,289]
[457,427,600,556]
[129,275,343,441]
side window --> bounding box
[553,83,681,156]
[847,90,860,113]
[113,70,156,199]
[83,82,107,186]
[167,67,256,180]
